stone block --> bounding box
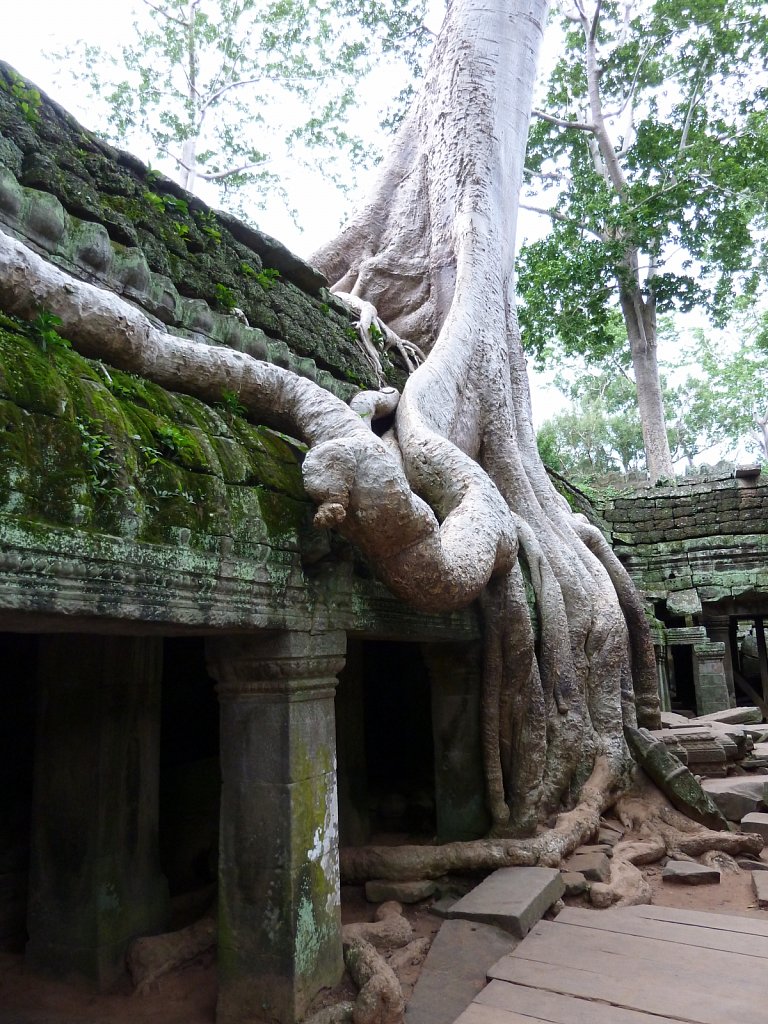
[701,777,767,821]
[405,919,516,1024]
[662,860,720,885]
[740,812,768,842]
[661,711,694,728]
[447,867,564,939]
[737,858,768,872]
[365,879,437,904]
[597,826,623,847]
[691,707,763,726]
[567,852,611,882]
[574,844,613,858]
[752,871,768,907]
[561,872,588,896]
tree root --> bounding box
[343,937,405,1024]
[342,766,764,889]
[590,858,651,909]
[334,292,426,382]
[342,757,620,882]
[126,910,216,994]
[584,772,764,909]
[341,901,413,951]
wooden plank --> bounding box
[623,902,768,937]
[476,979,686,1024]
[555,906,768,959]
[489,954,768,1024]
[453,1000,552,1024]
[506,920,767,988]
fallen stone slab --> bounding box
[405,919,516,1024]
[752,871,768,907]
[662,860,721,885]
[574,844,613,858]
[744,725,768,741]
[626,725,728,830]
[561,871,588,896]
[737,858,768,872]
[701,776,767,821]
[446,866,564,939]
[661,711,694,728]
[567,852,611,883]
[597,828,622,848]
[740,812,768,842]
[365,879,437,904]
[691,707,763,726]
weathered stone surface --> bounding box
[752,870,768,907]
[574,844,613,858]
[625,726,729,830]
[447,867,565,939]
[365,879,437,904]
[740,812,768,842]
[561,872,588,896]
[691,707,764,726]
[662,860,721,885]
[701,777,767,821]
[567,853,611,883]
[737,858,768,872]
[597,824,624,846]
[208,632,346,1024]
[405,920,516,1024]
[661,711,694,728]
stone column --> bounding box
[422,641,490,842]
[206,631,345,1024]
[705,619,737,708]
[692,641,731,716]
[655,644,672,713]
[27,635,168,988]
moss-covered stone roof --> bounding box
[0,310,309,554]
[0,61,403,397]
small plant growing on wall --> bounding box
[31,311,71,354]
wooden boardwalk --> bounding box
[454,903,768,1023]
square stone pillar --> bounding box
[705,620,737,708]
[422,641,490,842]
[27,635,169,988]
[693,641,731,716]
[206,631,345,1024]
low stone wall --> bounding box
[601,469,768,615]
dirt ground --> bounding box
[2,841,766,1024]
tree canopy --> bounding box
[57,0,432,213]
[517,0,768,481]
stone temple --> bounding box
[0,61,766,1023]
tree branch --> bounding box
[197,161,267,182]
[142,0,188,27]
[519,202,604,239]
[532,109,596,133]
[200,75,265,114]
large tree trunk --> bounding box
[0,0,665,854]
[619,279,675,483]
[313,0,662,836]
